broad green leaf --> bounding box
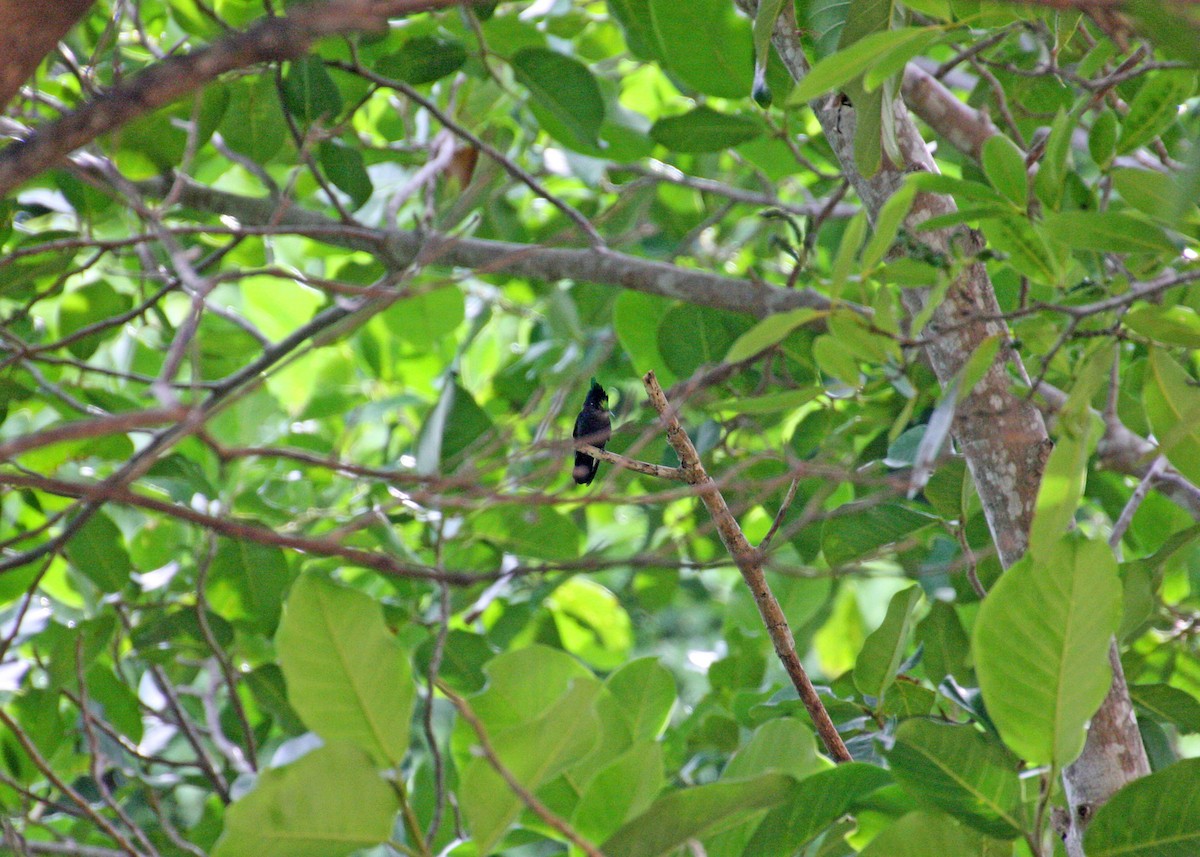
[657,303,752,377]
[1111,167,1175,219]
[476,505,581,560]
[861,180,916,272]
[602,773,795,857]
[792,28,937,103]
[1042,211,1175,255]
[859,809,990,856]
[822,503,936,567]
[862,29,944,91]
[547,576,633,670]
[318,141,372,209]
[512,47,605,148]
[828,309,899,363]
[981,134,1027,208]
[854,585,922,701]
[973,535,1121,766]
[1088,109,1118,168]
[377,35,467,85]
[917,600,971,684]
[813,333,860,386]
[206,538,293,634]
[606,657,677,742]
[725,308,823,364]
[282,56,343,124]
[64,512,129,593]
[1125,304,1200,348]
[386,286,465,348]
[1131,683,1200,734]
[1083,758,1200,856]
[221,76,286,162]
[723,719,825,781]
[574,742,665,841]
[650,107,761,153]
[980,217,1060,284]
[1116,72,1196,155]
[710,387,823,415]
[461,680,602,853]
[1028,343,1111,555]
[743,764,894,857]
[275,574,415,767]
[1033,108,1074,210]
[887,720,1024,838]
[57,282,133,360]
[607,0,663,61]
[467,645,595,730]
[1144,348,1200,485]
[211,742,397,857]
[649,0,753,98]
[614,291,677,385]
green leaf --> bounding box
[64,512,130,593]
[1111,166,1175,219]
[1083,758,1200,856]
[461,680,602,853]
[282,56,343,124]
[1033,108,1075,210]
[887,720,1024,838]
[792,29,938,103]
[742,764,893,857]
[57,282,133,360]
[607,0,664,61]
[1088,108,1118,168]
[275,574,416,767]
[615,291,677,385]
[1042,211,1175,255]
[657,303,751,377]
[1144,348,1200,485]
[981,134,1027,208]
[724,719,824,781]
[1125,304,1200,348]
[650,107,762,153]
[207,538,293,634]
[211,742,398,857]
[973,535,1122,766]
[377,35,467,85]
[854,585,922,701]
[725,309,823,364]
[385,286,465,348]
[221,76,286,162]
[547,576,633,670]
[980,216,1060,284]
[475,505,581,560]
[1131,683,1200,734]
[822,503,936,567]
[602,773,795,857]
[1028,410,1102,560]
[574,742,665,841]
[917,600,972,684]
[859,809,989,856]
[649,0,753,98]
[318,141,373,209]
[512,47,606,148]
[1116,72,1196,155]
[862,29,944,91]
[861,180,916,271]
[606,657,677,742]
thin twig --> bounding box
[641,370,852,763]
[439,684,608,857]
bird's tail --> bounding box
[573,450,599,485]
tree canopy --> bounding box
[1,1,1200,856]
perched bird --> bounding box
[572,379,611,485]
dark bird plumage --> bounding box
[572,380,611,485]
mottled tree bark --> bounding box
[0,0,94,113]
[743,2,1148,852]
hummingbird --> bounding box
[572,379,611,485]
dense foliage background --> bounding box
[1,0,1200,855]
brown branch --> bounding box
[573,442,685,481]
[0,0,476,197]
[439,684,608,857]
[0,407,188,461]
[0,0,95,112]
[641,370,852,763]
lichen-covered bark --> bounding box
[745,3,1148,852]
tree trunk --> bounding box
[744,2,1149,851]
